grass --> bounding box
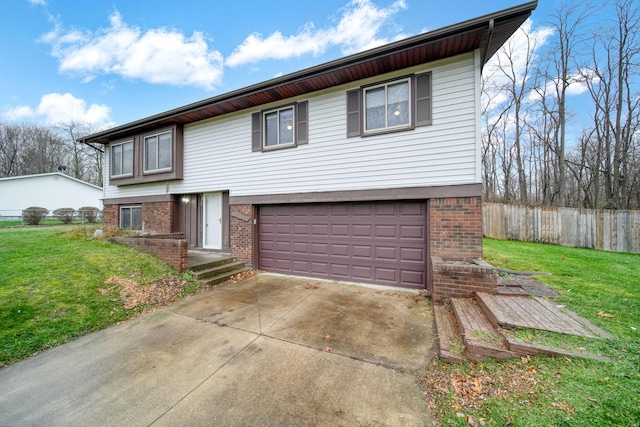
[0,225,201,366]
[0,219,102,228]
[422,239,640,426]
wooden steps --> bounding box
[434,293,613,363]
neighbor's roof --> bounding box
[0,172,103,190]
[81,1,537,145]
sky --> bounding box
[1,0,558,131]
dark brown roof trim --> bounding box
[80,1,537,145]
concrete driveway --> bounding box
[0,273,436,426]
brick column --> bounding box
[429,196,482,261]
[230,204,254,267]
[102,204,118,230]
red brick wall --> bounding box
[103,204,118,230]
[429,196,482,261]
[142,201,175,234]
[431,256,497,303]
[110,236,188,272]
[230,204,254,267]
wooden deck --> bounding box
[433,290,614,362]
[477,292,613,339]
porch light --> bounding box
[181,196,190,203]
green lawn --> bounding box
[423,239,640,426]
[0,225,200,366]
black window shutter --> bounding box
[296,101,308,145]
[251,112,262,152]
[415,72,432,127]
[346,89,361,137]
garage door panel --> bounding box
[375,225,397,238]
[311,242,329,255]
[330,244,349,257]
[352,245,372,258]
[400,247,425,262]
[400,225,424,239]
[259,201,427,289]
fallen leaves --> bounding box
[552,401,575,414]
[420,359,542,421]
[229,269,262,282]
[597,311,614,318]
[101,275,190,310]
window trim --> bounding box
[263,104,296,150]
[347,72,432,138]
[108,124,183,186]
[143,130,173,174]
[110,140,134,178]
[119,205,142,230]
[362,77,412,135]
[252,101,308,152]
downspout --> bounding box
[480,18,495,72]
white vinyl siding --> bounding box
[104,53,478,199]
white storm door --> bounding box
[203,192,222,249]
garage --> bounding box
[258,201,428,289]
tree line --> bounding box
[483,0,640,209]
[0,121,103,187]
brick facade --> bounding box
[102,201,176,234]
[142,201,176,234]
[230,204,254,267]
[102,204,118,231]
[110,235,188,272]
[428,196,496,302]
[430,256,497,303]
[429,196,483,261]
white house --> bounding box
[81,2,537,297]
[0,173,103,218]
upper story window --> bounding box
[252,101,308,152]
[364,79,410,133]
[144,131,172,173]
[347,72,432,138]
[108,124,183,186]
[264,107,295,148]
[111,140,133,177]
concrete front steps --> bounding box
[434,293,608,363]
[188,256,249,287]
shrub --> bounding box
[22,207,49,225]
[53,208,75,224]
[78,206,101,223]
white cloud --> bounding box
[225,0,407,67]
[3,93,113,128]
[3,105,35,121]
[28,0,46,5]
[42,12,223,90]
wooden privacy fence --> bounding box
[483,203,640,254]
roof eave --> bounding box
[80,1,537,145]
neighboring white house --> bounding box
[0,173,103,218]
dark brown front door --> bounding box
[258,201,427,289]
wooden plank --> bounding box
[476,293,523,327]
[533,297,594,336]
[434,305,467,363]
[560,308,614,339]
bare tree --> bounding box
[538,2,595,206]
[55,121,104,187]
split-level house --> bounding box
[81,2,537,299]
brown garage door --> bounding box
[258,201,427,289]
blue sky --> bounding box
[1,0,554,130]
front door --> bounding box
[203,192,222,249]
